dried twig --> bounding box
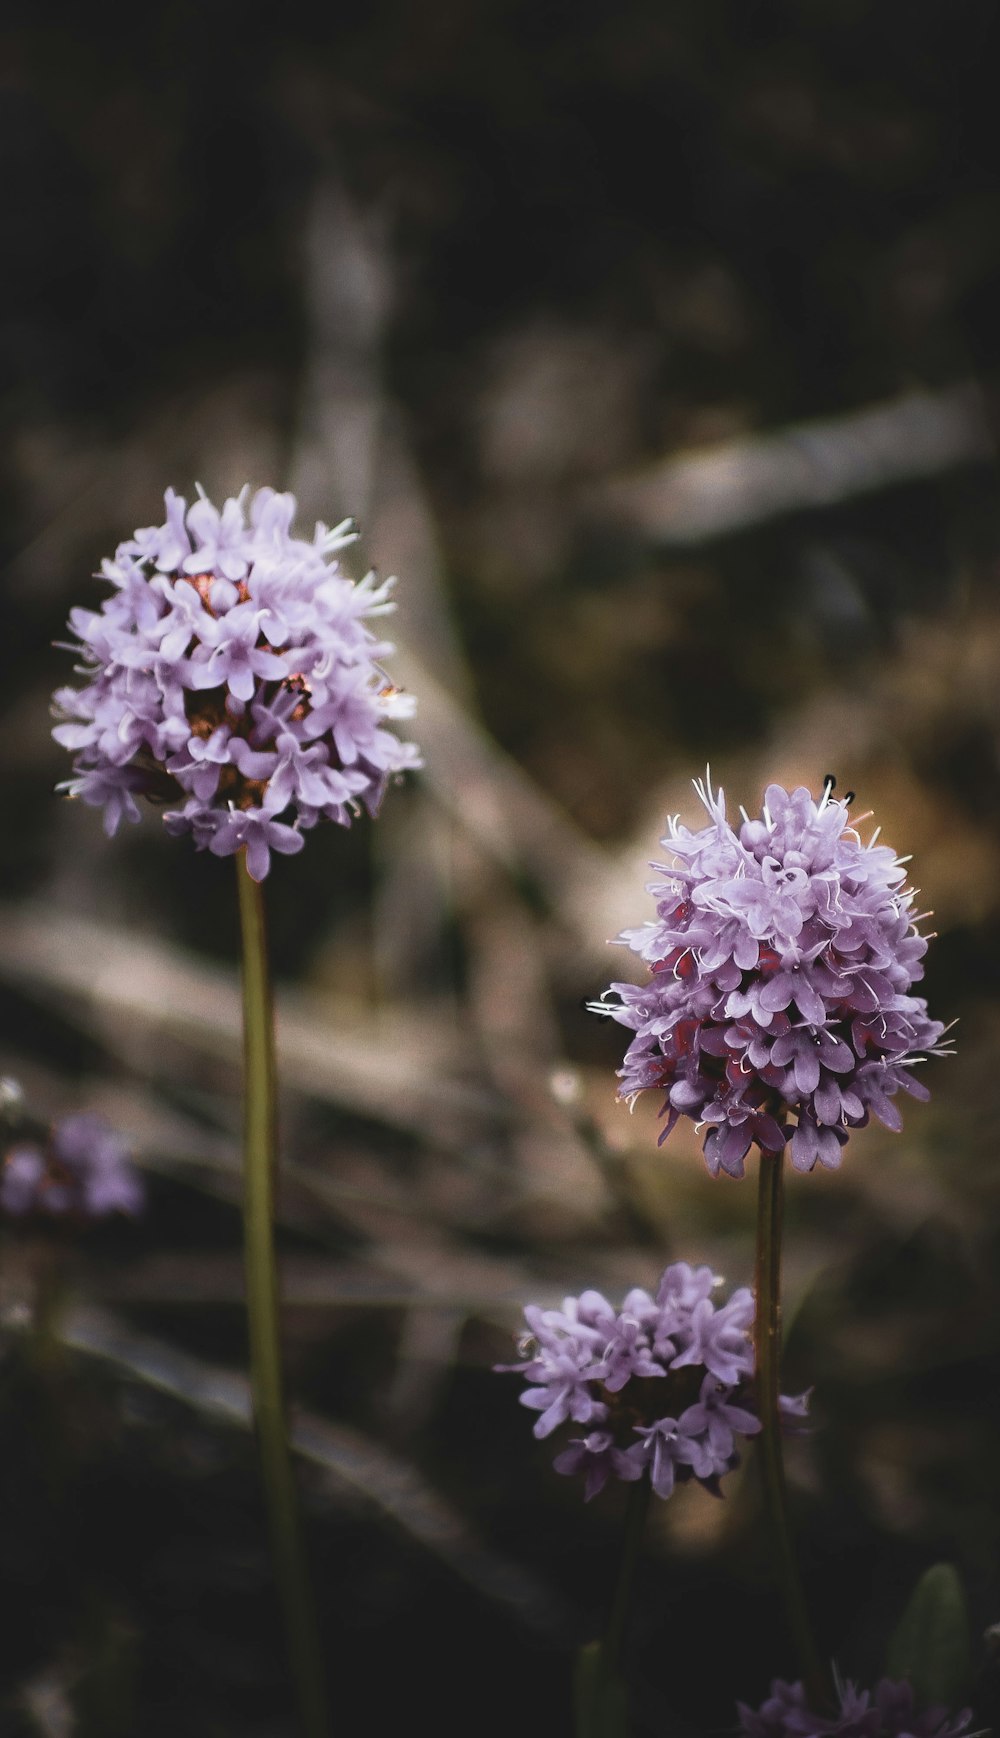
[602,382,993,545]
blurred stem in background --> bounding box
[25,1232,72,1508]
[754,1148,829,1711]
[575,1480,650,1738]
[605,1478,650,1675]
[236,853,330,1738]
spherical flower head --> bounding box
[1,1113,144,1223]
[736,1677,972,1738]
[496,1260,808,1502]
[594,772,950,1178]
[53,486,422,880]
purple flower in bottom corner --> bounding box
[497,1258,809,1503]
[737,1677,818,1738]
[736,1678,974,1738]
[1,1113,144,1222]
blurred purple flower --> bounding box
[737,1677,972,1738]
[1,1113,144,1222]
[1,1145,55,1215]
[497,1260,807,1502]
[595,773,949,1177]
[54,486,421,880]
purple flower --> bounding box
[738,1678,819,1738]
[595,773,949,1177]
[676,1374,761,1476]
[1,1113,144,1221]
[186,599,290,702]
[552,1431,640,1501]
[206,802,307,884]
[53,487,421,880]
[183,486,252,581]
[592,1310,666,1392]
[520,1370,607,1441]
[670,1286,756,1385]
[56,763,146,836]
[621,1417,687,1499]
[778,1388,814,1436]
[497,1259,805,1502]
[737,1678,972,1738]
[0,1145,56,1215]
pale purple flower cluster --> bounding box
[53,486,421,879]
[596,775,949,1178]
[1,1113,144,1221]
[737,1677,972,1738]
[498,1260,807,1501]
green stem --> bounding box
[574,1482,650,1738]
[603,1479,651,1675]
[754,1149,829,1711]
[28,1235,71,1505]
[236,852,329,1738]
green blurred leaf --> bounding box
[574,1639,630,1738]
[887,1563,971,1708]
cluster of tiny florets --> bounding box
[596,775,948,1178]
[498,1260,807,1502]
[737,1677,972,1738]
[1,1114,144,1221]
[53,486,421,880]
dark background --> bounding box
[4,3,1000,1734]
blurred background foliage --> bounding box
[4,1,1000,1733]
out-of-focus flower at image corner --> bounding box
[737,1675,972,1738]
[1,1112,144,1222]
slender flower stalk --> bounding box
[754,1148,828,1711]
[590,772,947,1713]
[51,486,421,1738]
[575,1482,651,1738]
[237,853,329,1738]
[604,1480,651,1674]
